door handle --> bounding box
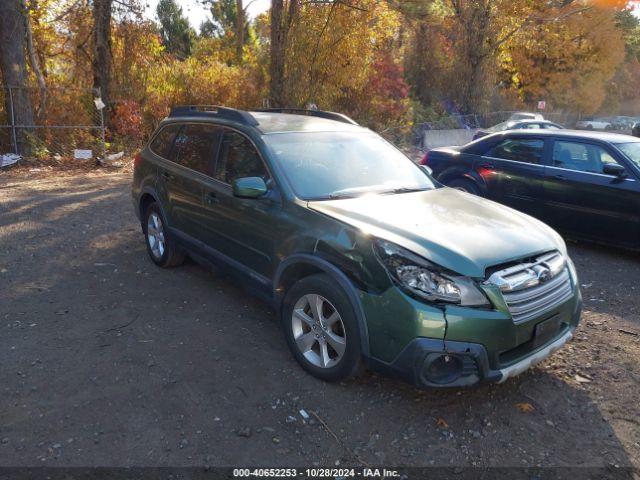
[161,171,173,181]
[552,174,567,180]
[205,191,219,205]
[479,162,494,169]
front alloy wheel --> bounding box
[281,274,362,382]
[291,294,347,369]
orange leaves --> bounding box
[589,0,638,8]
[113,100,144,141]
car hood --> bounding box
[308,188,564,278]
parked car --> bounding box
[633,122,640,138]
[610,116,636,131]
[132,105,582,388]
[472,119,563,141]
[422,130,640,249]
[575,117,613,130]
[509,112,544,121]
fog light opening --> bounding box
[422,353,463,385]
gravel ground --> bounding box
[1,170,639,470]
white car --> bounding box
[576,118,612,130]
[508,112,544,121]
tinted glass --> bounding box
[486,138,544,164]
[552,141,621,174]
[520,123,541,129]
[541,123,561,130]
[617,142,640,169]
[173,124,221,175]
[215,131,267,184]
[149,124,180,158]
[264,132,435,200]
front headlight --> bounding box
[374,239,489,307]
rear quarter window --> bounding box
[149,124,181,159]
[485,138,544,164]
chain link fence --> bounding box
[377,110,582,154]
[0,86,106,162]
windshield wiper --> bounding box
[328,185,430,199]
[328,186,393,199]
[387,186,430,194]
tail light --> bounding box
[420,151,429,165]
[133,152,142,168]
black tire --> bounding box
[448,178,482,196]
[281,274,363,382]
[143,202,185,268]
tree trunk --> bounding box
[236,0,244,62]
[22,0,47,122]
[269,0,286,106]
[92,0,112,125]
[0,0,35,155]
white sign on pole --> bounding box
[537,100,546,110]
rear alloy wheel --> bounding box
[143,202,185,268]
[147,211,166,260]
[282,274,362,381]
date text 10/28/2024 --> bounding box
[233,468,401,478]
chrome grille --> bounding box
[486,252,573,324]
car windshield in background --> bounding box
[617,142,640,168]
[264,132,435,200]
[488,121,510,132]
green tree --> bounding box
[157,0,195,59]
[201,0,237,37]
[201,0,251,62]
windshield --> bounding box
[264,132,435,200]
[617,142,640,169]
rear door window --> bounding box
[485,138,545,164]
[149,124,181,159]
[214,130,268,184]
[172,124,222,175]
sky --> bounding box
[145,0,639,32]
[144,0,271,31]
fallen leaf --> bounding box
[435,418,449,428]
[515,402,535,413]
[574,374,592,384]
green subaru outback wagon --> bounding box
[132,106,582,388]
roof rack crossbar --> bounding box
[255,108,358,126]
[169,105,259,126]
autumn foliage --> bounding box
[2,0,640,153]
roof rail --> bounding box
[169,105,259,126]
[255,108,359,126]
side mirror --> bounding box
[420,165,433,176]
[232,177,268,198]
[602,163,626,177]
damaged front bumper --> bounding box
[363,283,582,388]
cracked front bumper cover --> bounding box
[369,326,576,388]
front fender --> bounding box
[273,254,371,358]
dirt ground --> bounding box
[1,168,639,472]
